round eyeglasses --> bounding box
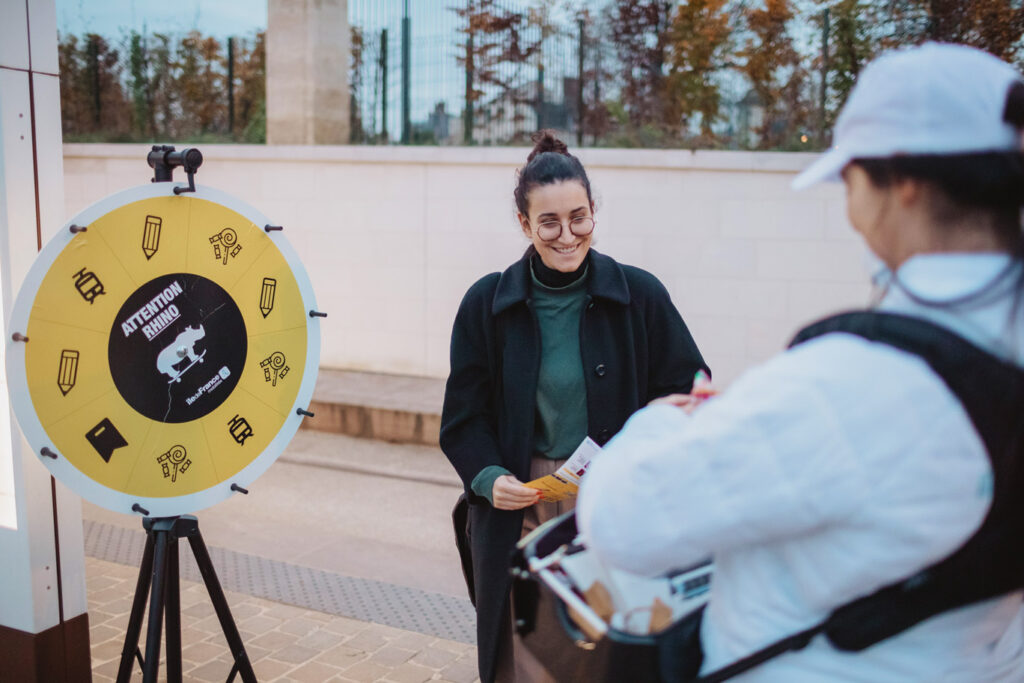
[534,216,596,241]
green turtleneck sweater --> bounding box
[470,257,590,504]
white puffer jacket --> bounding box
[578,253,1024,682]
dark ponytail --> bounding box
[1002,81,1024,128]
[1004,81,1024,265]
[513,129,593,216]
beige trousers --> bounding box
[495,457,576,683]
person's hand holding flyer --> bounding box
[523,436,601,502]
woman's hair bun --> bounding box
[527,129,569,162]
[514,128,592,215]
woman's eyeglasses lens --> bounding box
[536,217,595,241]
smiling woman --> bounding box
[513,133,596,274]
[519,179,594,272]
[440,130,710,683]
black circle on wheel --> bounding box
[109,273,246,423]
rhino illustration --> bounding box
[157,325,206,383]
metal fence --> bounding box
[57,1,1023,150]
[350,0,601,147]
[347,0,824,150]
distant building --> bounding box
[423,101,455,143]
[411,72,580,146]
[733,89,764,149]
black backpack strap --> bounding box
[692,623,824,682]
[791,309,982,358]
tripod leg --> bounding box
[142,530,169,683]
[187,530,257,683]
[116,532,156,683]
[165,536,182,683]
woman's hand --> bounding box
[649,386,717,414]
[492,475,542,510]
[649,370,716,413]
[648,393,701,410]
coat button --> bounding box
[587,300,595,309]
[597,429,611,444]
[594,364,606,377]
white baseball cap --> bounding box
[792,42,1024,190]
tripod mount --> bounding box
[115,515,257,683]
[148,145,203,194]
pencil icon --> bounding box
[260,278,277,318]
[142,215,162,260]
[58,350,79,396]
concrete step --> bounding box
[281,430,459,488]
[303,368,445,447]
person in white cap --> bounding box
[577,42,1024,681]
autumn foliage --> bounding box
[593,0,1024,149]
[57,1,1024,149]
[59,30,265,143]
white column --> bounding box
[267,0,351,144]
[0,1,90,676]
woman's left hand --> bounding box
[648,393,700,410]
[492,474,542,510]
[649,389,716,414]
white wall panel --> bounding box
[0,73,28,532]
[27,0,58,74]
[32,73,63,241]
[0,2,30,71]
[0,64,59,636]
[0,71,38,293]
[62,144,869,385]
[0,1,86,637]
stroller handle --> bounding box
[536,567,609,643]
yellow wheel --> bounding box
[7,183,320,516]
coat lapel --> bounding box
[491,249,630,315]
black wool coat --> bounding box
[440,249,709,683]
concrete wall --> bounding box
[62,144,872,387]
[267,0,350,144]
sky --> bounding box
[56,0,267,40]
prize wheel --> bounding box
[6,182,321,516]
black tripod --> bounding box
[115,515,257,683]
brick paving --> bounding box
[86,557,480,683]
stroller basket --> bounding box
[511,511,710,683]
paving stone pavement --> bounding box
[83,519,476,644]
[86,557,481,683]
